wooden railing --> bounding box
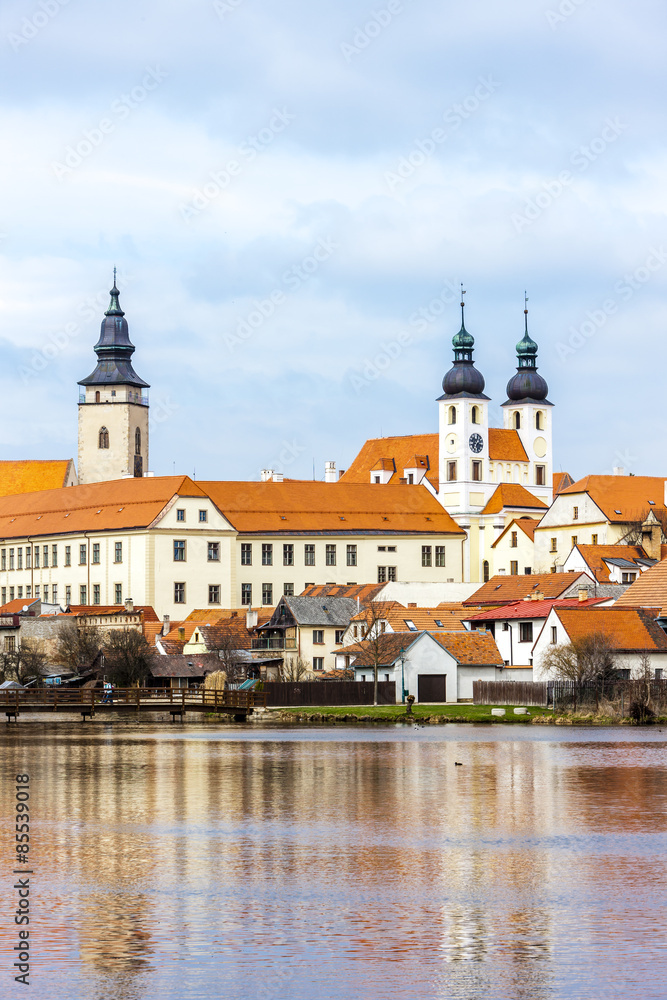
[0,686,267,712]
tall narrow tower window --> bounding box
[535,411,543,430]
[99,427,109,449]
[95,391,100,403]
[514,412,521,430]
[135,428,141,455]
[471,405,479,424]
[448,406,457,425]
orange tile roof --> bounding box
[0,598,39,615]
[553,472,574,495]
[339,632,422,665]
[574,544,648,583]
[555,607,667,652]
[67,604,160,621]
[432,630,503,665]
[300,584,384,603]
[615,557,667,607]
[491,516,539,548]
[339,434,439,488]
[488,428,528,462]
[559,475,667,522]
[0,460,75,497]
[200,480,464,535]
[464,572,592,606]
[143,621,164,646]
[388,605,469,632]
[0,476,206,539]
[482,484,547,515]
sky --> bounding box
[1,0,666,483]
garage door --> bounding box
[417,674,446,703]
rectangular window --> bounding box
[550,538,557,552]
[65,585,70,605]
[241,583,252,605]
[591,534,598,545]
[524,567,532,575]
[26,548,32,569]
[115,584,122,604]
[472,460,482,482]
[52,545,58,567]
[511,531,518,548]
[335,629,345,644]
[199,509,208,523]
[313,629,324,644]
[9,549,14,570]
[551,626,557,644]
[114,542,123,563]
[34,547,39,569]
[17,548,22,571]
[9,587,15,601]
[93,584,101,605]
[17,586,23,599]
[176,509,185,522]
[174,582,186,604]
[51,585,57,604]
[447,461,457,482]
[622,572,637,584]
[209,585,221,604]
[283,544,294,566]
[208,542,220,562]
[42,586,47,602]
[510,561,518,575]
[92,543,100,564]
[43,545,49,568]
[346,544,357,567]
[422,545,432,567]
[435,546,446,567]
[79,544,86,565]
[573,506,579,520]
[387,566,397,582]
[1,549,5,571]
[25,585,31,599]
[313,657,324,671]
[241,543,252,565]
[283,583,294,597]
[64,546,70,567]
[378,566,387,583]
[304,544,315,566]
[571,536,578,548]
[326,544,336,566]
[5,636,16,652]
[519,622,533,642]
[262,583,273,605]
[173,540,186,562]
[535,465,546,486]
[262,543,273,566]
[79,585,87,605]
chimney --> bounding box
[578,587,589,602]
[324,461,337,483]
[338,469,346,479]
[272,472,284,483]
[641,514,662,561]
[162,614,170,636]
[399,477,408,485]
[260,469,273,482]
[178,626,185,639]
[613,467,625,476]
[407,603,417,608]
[246,608,258,629]
[124,598,134,613]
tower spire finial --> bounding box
[113,266,117,289]
[460,283,466,327]
[524,290,529,334]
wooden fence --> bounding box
[473,680,549,707]
[263,680,396,707]
[474,678,667,710]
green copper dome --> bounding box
[452,322,474,350]
[516,312,538,357]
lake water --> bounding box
[1,721,666,1000]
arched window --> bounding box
[135,427,141,455]
[535,411,543,430]
[514,411,521,430]
[98,427,109,449]
[95,390,100,403]
[471,405,479,424]
[483,561,490,583]
[448,406,457,425]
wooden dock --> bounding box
[0,686,266,722]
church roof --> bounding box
[487,429,528,462]
[481,484,547,515]
[0,460,75,497]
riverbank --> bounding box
[256,705,667,725]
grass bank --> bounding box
[268,704,545,724]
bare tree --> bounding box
[104,630,155,687]
[0,639,47,685]
[541,631,619,686]
[279,655,311,681]
[202,623,245,684]
[355,602,391,706]
[56,619,104,671]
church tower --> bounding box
[501,298,553,504]
[77,274,150,484]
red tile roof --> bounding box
[615,557,667,608]
[488,428,529,462]
[0,598,39,615]
[574,544,649,583]
[0,460,75,497]
[491,516,539,548]
[482,484,547,515]
[555,607,667,652]
[464,572,592,606]
[339,629,502,666]
[300,584,384,603]
[339,434,439,488]
[559,475,667,522]
[465,597,608,622]
[553,472,574,495]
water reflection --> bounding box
[0,724,666,1000]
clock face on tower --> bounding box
[469,433,483,454]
